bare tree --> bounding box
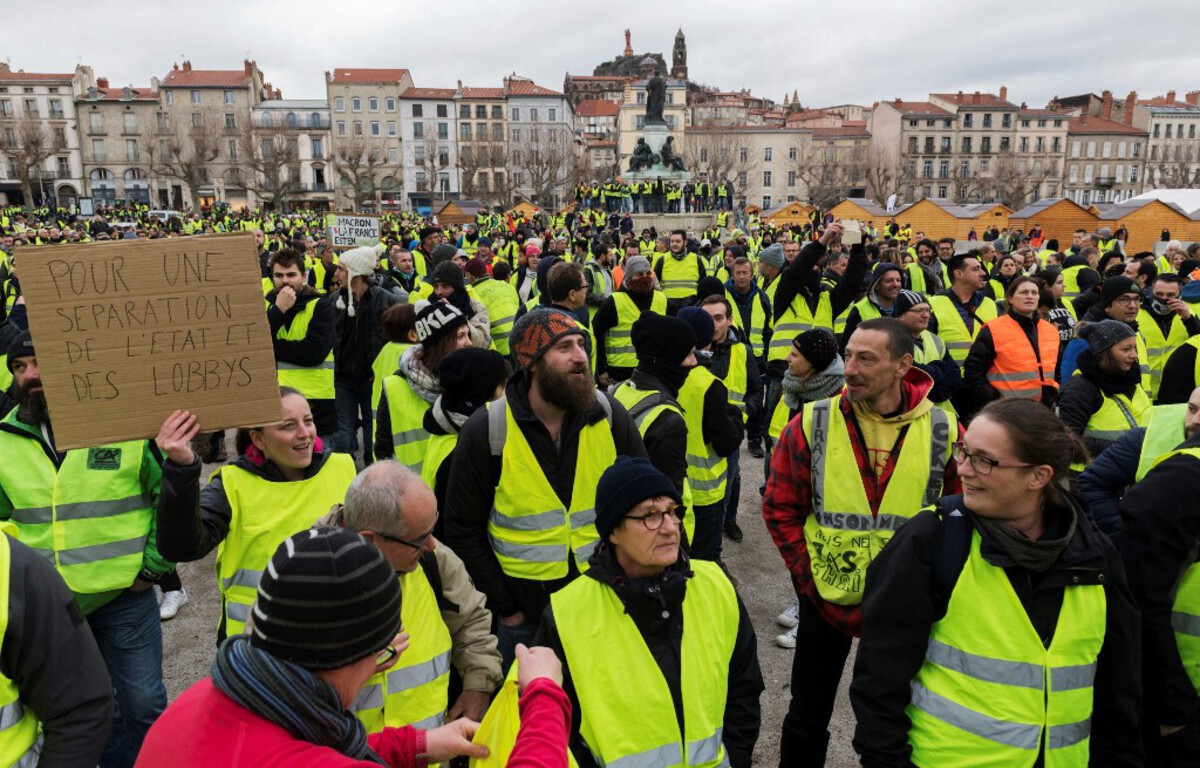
[240,125,302,212]
[682,130,742,184]
[0,116,66,213]
[488,145,517,209]
[520,125,574,209]
[861,146,909,205]
[457,143,485,202]
[413,133,452,201]
[794,142,867,210]
[143,108,223,212]
[331,133,387,209]
[1148,143,1200,189]
[964,151,1054,209]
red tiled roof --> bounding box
[686,124,805,133]
[401,87,457,100]
[883,100,952,116]
[161,68,247,88]
[505,80,563,97]
[1067,115,1147,135]
[94,87,158,101]
[329,68,410,85]
[576,99,619,117]
[932,92,1015,108]
[0,70,74,81]
[461,87,504,99]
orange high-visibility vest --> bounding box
[984,313,1060,400]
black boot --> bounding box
[747,440,765,459]
[724,519,744,542]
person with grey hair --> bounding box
[328,461,502,730]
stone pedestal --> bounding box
[624,123,693,183]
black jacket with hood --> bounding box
[536,543,764,768]
[266,288,338,434]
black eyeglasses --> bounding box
[952,442,1035,476]
[624,505,686,530]
[374,512,439,550]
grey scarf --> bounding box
[397,345,441,404]
[782,356,846,411]
[974,502,1077,573]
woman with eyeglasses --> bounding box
[850,398,1142,767]
[536,456,765,768]
[1058,319,1152,471]
[154,387,357,641]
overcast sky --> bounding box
[6,0,1198,109]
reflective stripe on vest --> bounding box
[907,530,1105,766]
[382,374,432,472]
[929,294,998,365]
[0,531,44,766]
[487,397,615,580]
[983,314,1059,399]
[275,298,335,400]
[472,278,520,356]
[659,253,701,299]
[802,397,953,605]
[1080,389,1151,445]
[679,367,728,506]
[0,425,154,595]
[768,292,833,362]
[352,562,453,732]
[606,292,666,368]
[1137,307,1191,400]
[721,342,748,413]
[552,560,736,768]
[215,454,356,638]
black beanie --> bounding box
[677,306,715,350]
[632,313,696,364]
[696,276,725,302]
[430,261,466,295]
[595,456,682,541]
[429,243,459,267]
[415,300,467,350]
[894,289,927,318]
[793,328,839,371]
[1100,276,1139,308]
[6,330,33,371]
[251,527,402,670]
[438,348,509,415]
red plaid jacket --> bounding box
[762,370,963,637]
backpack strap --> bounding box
[593,389,613,426]
[931,504,973,617]
[487,397,507,458]
[418,551,458,614]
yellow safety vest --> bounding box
[768,291,834,362]
[1152,447,1200,694]
[1070,389,1152,473]
[471,278,519,356]
[929,294,998,366]
[768,398,793,441]
[721,342,748,413]
[352,561,453,732]
[371,342,412,421]
[0,526,43,766]
[0,420,153,596]
[659,253,701,300]
[486,396,614,580]
[275,298,335,401]
[1060,265,1090,303]
[1137,308,1191,400]
[382,374,433,473]
[912,331,956,415]
[214,454,356,637]
[552,560,736,768]
[800,397,954,605]
[726,287,769,359]
[678,367,728,507]
[421,433,458,495]
[1135,403,1188,481]
[612,382,695,544]
[606,292,666,370]
[908,529,1105,767]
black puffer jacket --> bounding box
[851,495,1143,768]
[1058,349,1144,460]
[536,544,764,768]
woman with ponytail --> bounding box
[851,399,1142,767]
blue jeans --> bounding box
[722,446,742,526]
[335,378,374,464]
[690,502,726,562]
[496,618,539,679]
[88,587,167,768]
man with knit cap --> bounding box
[892,289,962,412]
[676,306,745,561]
[592,254,667,386]
[332,245,402,464]
[535,456,764,768]
[444,307,646,669]
[764,317,962,767]
[137,527,492,766]
[408,243,463,304]
[840,262,903,350]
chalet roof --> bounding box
[1066,115,1146,135]
[575,99,619,117]
[836,198,902,217]
[912,198,982,218]
[328,68,411,85]
[1009,197,1091,218]
[1124,188,1200,217]
[1092,198,1192,220]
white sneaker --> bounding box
[159,589,188,621]
[776,598,800,628]
[776,624,798,649]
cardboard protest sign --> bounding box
[325,213,380,250]
[19,233,282,450]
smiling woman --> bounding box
[152,386,358,641]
